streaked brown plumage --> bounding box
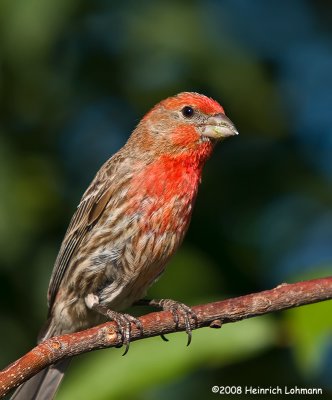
[11,92,238,400]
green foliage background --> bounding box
[1,0,331,399]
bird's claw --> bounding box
[158,299,198,346]
[106,310,143,355]
[160,333,169,342]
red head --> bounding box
[126,92,238,163]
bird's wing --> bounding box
[47,178,113,310]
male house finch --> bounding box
[12,92,238,400]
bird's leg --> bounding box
[85,294,143,355]
[134,298,198,345]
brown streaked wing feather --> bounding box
[87,186,114,226]
[47,180,113,309]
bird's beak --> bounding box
[201,113,239,140]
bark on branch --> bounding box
[1,276,332,397]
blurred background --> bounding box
[1,0,332,398]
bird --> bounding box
[11,92,238,399]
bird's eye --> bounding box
[181,106,194,118]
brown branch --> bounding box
[1,276,332,397]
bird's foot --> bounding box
[135,298,198,345]
[105,310,143,355]
[85,294,143,355]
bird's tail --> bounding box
[10,358,71,400]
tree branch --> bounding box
[1,276,332,397]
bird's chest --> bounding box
[129,157,202,236]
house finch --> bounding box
[12,92,238,400]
